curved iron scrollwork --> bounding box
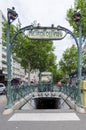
[11,25,33,45]
[11,24,79,50]
[57,25,79,49]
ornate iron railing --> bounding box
[10,83,82,107]
[60,84,80,104]
[11,84,38,104]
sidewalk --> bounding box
[0,95,7,115]
[0,95,7,104]
[1,95,86,130]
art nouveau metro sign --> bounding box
[12,25,77,46]
[27,26,66,40]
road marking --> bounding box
[8,113,80,121]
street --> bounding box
[0,95,86,130]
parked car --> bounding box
[0,83,6,94]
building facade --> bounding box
[0,10,27,84]
[0,10,7,83]
[0,10,39,85]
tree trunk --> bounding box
[28,63,30,85]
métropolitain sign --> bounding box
[27,27,65,40]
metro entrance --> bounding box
[6,8,82,108]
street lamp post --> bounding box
[73,11,82,105]
[6,7,18,108]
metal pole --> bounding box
[77,20,82,105]
[72,11,82,105]
[6,14,12,108]
[6,7,18,108]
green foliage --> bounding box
[14,38,55,72]
[54,68,64,83]
[82,54,86,69]
[2,21,16,45]
[59,45,78,75]
[66,0,86,77]
[67,0,86,38]
[2,20,57,77]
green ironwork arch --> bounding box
[11,25,79,50]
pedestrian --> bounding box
[57,81,62,91]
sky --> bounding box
[0,0,75,63]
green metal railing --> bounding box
[8,83,81,107]
[11,84,38,104]
[38,82,53,92]
[10,83,54,105]
[60,84,80,104]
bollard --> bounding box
[82,80,86,107]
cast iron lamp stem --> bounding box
[6,7,18,108]
[6,19,12,108]
[78,20,82,105]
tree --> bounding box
[2,21,57,83]
[66,0,86,76]
[2,21,16,45]
[54,68,64,83]
[59,45,78,75]
[82,54,86,69]
[67,0,86,39]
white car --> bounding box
[0,83,6,94]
